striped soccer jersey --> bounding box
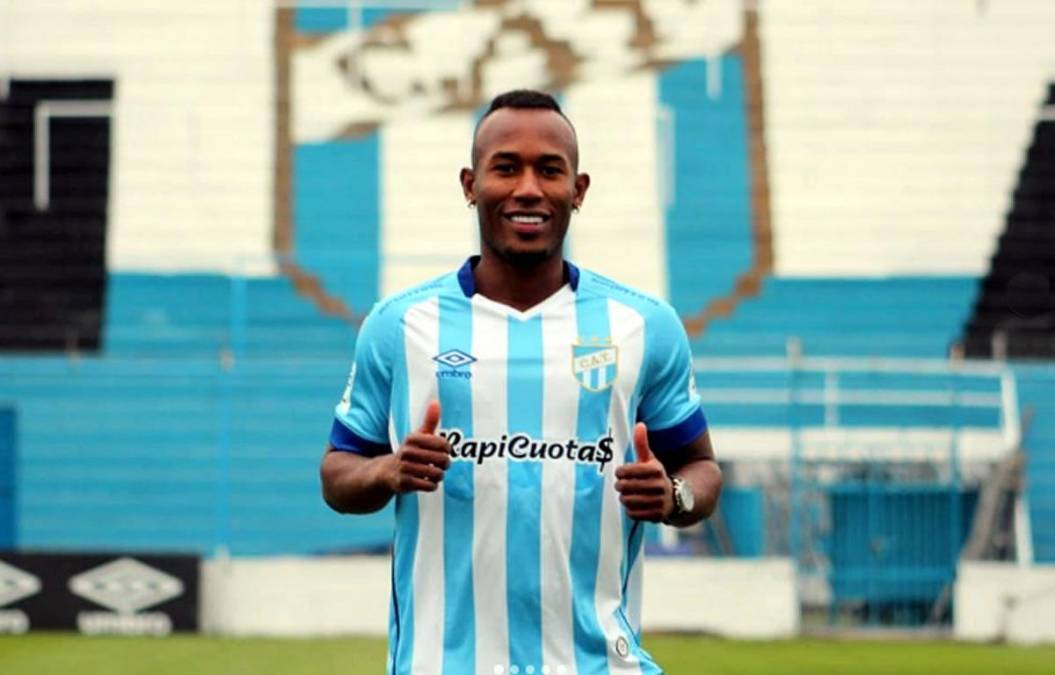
[331,257,706,675]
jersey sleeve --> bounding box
[636,303,707,454]
[329,306,395,456]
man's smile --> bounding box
[504,211,551,235]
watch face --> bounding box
[675,478,695,513]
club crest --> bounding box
[572,338,618,392]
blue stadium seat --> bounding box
[693,277,977,358]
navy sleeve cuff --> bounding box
[646,407,707,455]
[330,419,391,457]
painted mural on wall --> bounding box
[286,0,760,324]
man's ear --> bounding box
[459,167,476,204]
[573,172,591,209]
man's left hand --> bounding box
[614,423,674,522]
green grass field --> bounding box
[2,634,1054,675]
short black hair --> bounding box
[486,89,564,115]
[471,89,578,168]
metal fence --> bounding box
[673,355,1022,628]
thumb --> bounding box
[633,422,654,463]
[419,400,441,435]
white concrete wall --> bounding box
[955,561,1055,644]
[0,0,275,274]
[200,555,392,637]
[644,557,798,638]
[761,0,1055,277]
[200,555,799,639]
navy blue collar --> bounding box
[456,256,580,298]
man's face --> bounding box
[461,108,589,267]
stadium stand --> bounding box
[0,356,390,555]
[761,0,1055,278]
[2,0,1055,635]
[103,273,355,359]
[695,277,977,358]
[0,408,14,548]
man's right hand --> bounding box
[386,400,451,493]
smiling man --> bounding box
[320,90,722,675]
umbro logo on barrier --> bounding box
[0,560,41,634]
[434,348,476,379]
[0,553,197,634]
[0,560,41,608]
[69,557,184,636]
[69,557,184,614]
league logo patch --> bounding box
[572,338,618,392]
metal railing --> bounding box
[675,355,1023,627]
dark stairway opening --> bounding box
[0,79,112,353]
[963,82,1055,359]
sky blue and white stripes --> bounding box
[336,263,702,674]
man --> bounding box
[321,90,722,675]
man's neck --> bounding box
[473,252,566,312]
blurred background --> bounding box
[2,0,1055,666]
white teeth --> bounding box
[510,215,544,224]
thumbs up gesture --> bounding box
[387,400,452,494]
[614,423,674,522]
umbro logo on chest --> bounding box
[434,349,476,379]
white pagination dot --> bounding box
[542,667,551,675]
[493,667,504,675]
[510,667,519,675]
[557,666,568,675]
[525,667,535,675]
